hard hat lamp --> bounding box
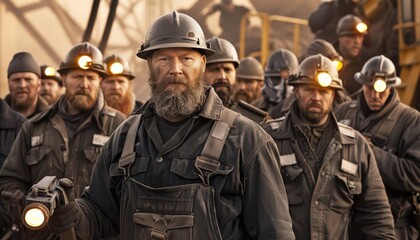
[356,22,368,33]
[22,203,49,230]
[110,62,124,74]
[333,60,343,71]
[316,71,333,87]
[78,55,93,69]
[373,77,387,92]
[44,67,56,76]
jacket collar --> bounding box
[274,101,355,145]
[30,89,107,130]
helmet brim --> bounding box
[136,43,215,59]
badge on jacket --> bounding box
[341,159,358,175]
[92,134,110,146]
[31,134,43,146]
[280,153,297,166]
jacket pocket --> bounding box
[25,146,52,166]
[329,173,362,214]
[133,197,194,240]
[83,146,103,164]
[170,157,234,182]
[281,165,304,205]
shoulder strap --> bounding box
[195,108,240,186]
[119,114,142,178]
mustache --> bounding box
[167,76,188,85]
[307,102,322,108]
[212,81,231,89]
[75,90,91,96]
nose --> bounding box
[16,79,27,87]
[169,58,183,75]
[80,76,89,88]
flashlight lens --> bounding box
[317,72,333,87]
[373,79,387,92]
[356,23,368,33]
[110,62,124,74]
[24,208,46,228]
[333,60,343,71]
[44,67,56,76]
[78,55,92,69]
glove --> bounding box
[47,178,80,234]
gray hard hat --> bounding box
[137,11,215,59]
[236,57,264,81]
[206,37,240,68]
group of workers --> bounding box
[0,0,419,239]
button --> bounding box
[156,156,163,163]
[60,145,66,151]
[315,201,319,206]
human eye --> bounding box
[180,56,194,65]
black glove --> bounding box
[48,178,80,234]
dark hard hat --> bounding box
[206,37,240,68]
[265,49,299,77]
[289,54,344,90]
[40,64,63,86]
[236,57,264,81]
[104,54,135,80]
[137,11,215,59]
[354,55,401,87]
[57,42,107,77]
[336,14,368,36]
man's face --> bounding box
[204,62,236,105]
[8,72,41,110]
[40,79,63,105]
[294,84,335,126]
[339,34,364,59]
[63,69,101,112]
[101,75,133,116]
[362,85,391,111]
[148,48,206,120]
[232,78,263,103]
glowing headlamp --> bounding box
[44,67,56,77]
[332,59,343,71]
[78,55,93,69]
[373,77,387,92]
[356,22,368,34]
[316,71,333,87]
[109,62,124,74]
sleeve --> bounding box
[0,122,33,199]
[373,112,420,192]
[351,134,397,239]
[308,2,334,34]
[242,133,295,240]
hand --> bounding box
[48,178,80,234]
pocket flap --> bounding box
[335,173,362,195]
[133,212,194,229]
[26,146,52,165]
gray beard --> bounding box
[149,74,205,119]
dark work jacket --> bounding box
[74,88,295,239]
[0,98,26,235]
[334,89,420,239]
[0,90,126,239]
[4,94,49,119]
[262,104,396,240]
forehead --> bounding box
[152,48,202,57]
[42,79,60,84]
[206,62,235,69]
[297,84,334,92]
[9,72,39,79]
[66,69,100,77]
[103,75,130,82]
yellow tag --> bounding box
[341,159,358,175]
[280,154,297,166]
[92,134,110,146]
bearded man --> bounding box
[101,54,143,117]
[44,12,295,240]
[5,52,48,119]
[0,42,126,240]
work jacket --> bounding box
[74,88,295,240]
[334,88,420,239]
[262,103,396,240]
[0,90,125,239]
